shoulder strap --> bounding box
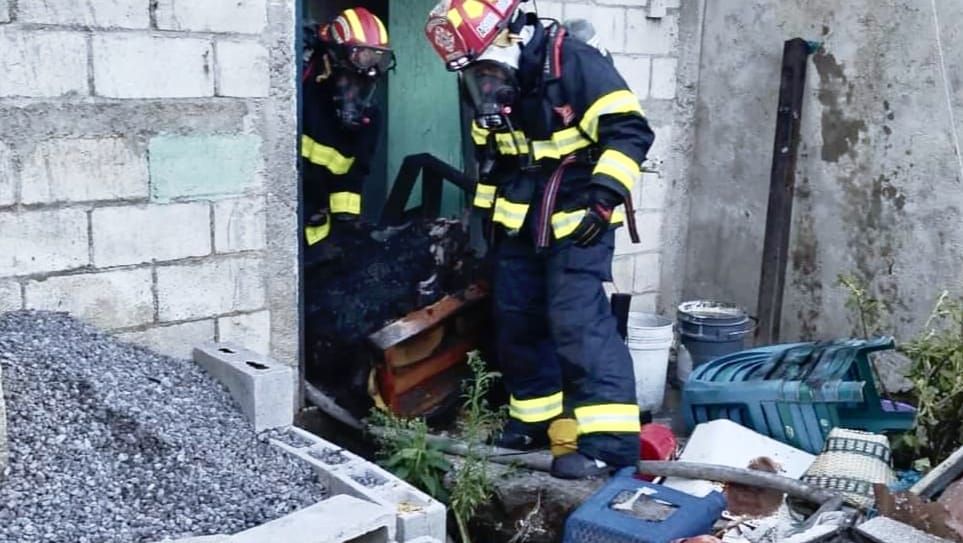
[542,23,567,109]
[543,23,566,81]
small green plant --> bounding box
[837,275,963,466]
[368,351,506,543]
[368,408,451,500]
[836,274,890,397]
[898,292,963,465]
[837,273,889,337]
[450,351,506,543]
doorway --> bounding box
[302,0,468,221]
[299,0,477,418]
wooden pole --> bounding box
[756,38,813,344]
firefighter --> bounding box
[424,1,656,478]
[301,7,394,247]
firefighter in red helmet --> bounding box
[301,7,395,246]
[425,0,656,479]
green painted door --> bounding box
[388,0,466,217]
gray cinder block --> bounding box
[271,427,447,543]
[193,342,294,432]
[231,494,393,543]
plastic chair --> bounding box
[682,337,916,453]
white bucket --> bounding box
[624,312,674,412]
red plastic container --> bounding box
[637,423,677,481]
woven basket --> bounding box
[791,428,895,512]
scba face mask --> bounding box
[462,60,519,130]
[331,70,378,131]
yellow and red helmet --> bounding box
[425,0,523,71]
[320,7,395,75]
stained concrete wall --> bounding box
[682,0,963,340]
[0,0,298,364]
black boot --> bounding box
[551,452,612,479]
[492,420,550,451]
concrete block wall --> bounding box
[536,0,683,313]
[0,0,298,364]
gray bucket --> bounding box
[677,300,756,371]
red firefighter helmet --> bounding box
[320,7,395,75]
[425,0,523,71]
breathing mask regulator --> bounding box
[460,11,531,132]
[328,63,379,131]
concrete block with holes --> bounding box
[270,427,446,543]
[231,494,393,543]
[192,342,294,432]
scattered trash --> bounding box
[789,428,895,513]
[890,469,925,492]
[640,423,678,462]
[871,350,915,394]
[639,460,839,507]
[912,445,963,500]
[875,484,962,541]
[677,300,755,371]
[724,457,786,518]
[857,514,958,543]
[939,480,963,538]
[661,419,815,498]
[563,467,726,543]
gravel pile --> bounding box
[0,311,326,543]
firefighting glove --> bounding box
[570,188,623,247]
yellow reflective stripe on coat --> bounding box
[552,209,586,239]
[531,127,593,160]
[329,191,361,215]
[473,183,496,209]
[492,197,529,230]
[593,148,641,192]
[494,131,529,154]
[302,135,355,175]
[509,392,564,423]
[305,222,330,246]
[580,90,644,141]
[471,121,490,145]
[574,403,641,434]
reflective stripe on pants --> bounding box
[574,404,642,434]
[330,191,361,215]
[509,392,564,423]
[493,230,639,466]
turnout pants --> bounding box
[493,229,640,467]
